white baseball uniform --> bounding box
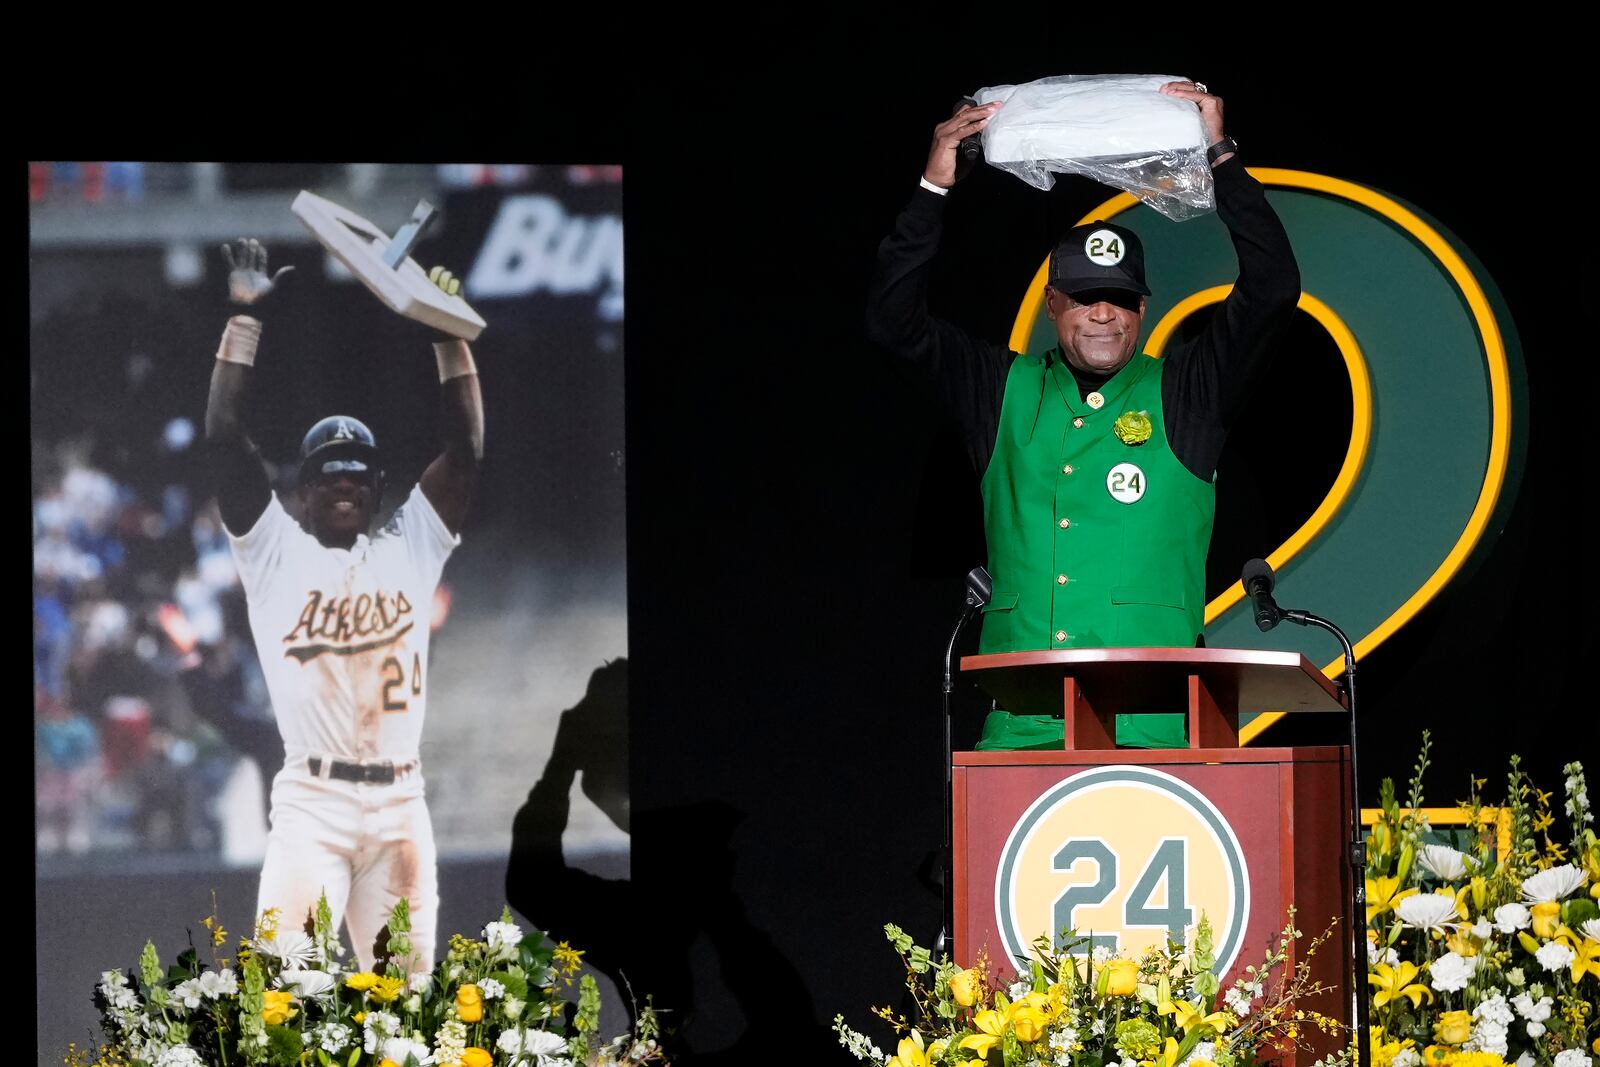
[228,483,458,972]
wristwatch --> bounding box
[1206,137,1238,164]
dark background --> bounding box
[621,36,1591,1062]
[29,31,1592,1066]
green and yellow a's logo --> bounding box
[994,766,1249,972]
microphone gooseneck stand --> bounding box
[935,566,991,959]
[1243,560,1368,1067]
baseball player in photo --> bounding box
[205,238,483,973]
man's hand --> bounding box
[221,238,294,307]
[1160,81,1227,155]
[924,100,1002,189]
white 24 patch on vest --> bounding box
[1106,462,1146,503]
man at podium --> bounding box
[866,82,1301,750]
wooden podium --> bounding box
[952,649,1351,1062]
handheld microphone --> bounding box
[1241,558,1282,632]
[954,97,984,182]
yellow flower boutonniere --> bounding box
[1114,411,1153,446]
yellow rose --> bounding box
[1434,1011,1473,1045]
[379,1060,401,1067]
[1010,1003,1047,1043]
[1422,1045,1453,1067]
[1103,958,1140,997]
[949,967,981,1007]
[459,1049,492,1067]
[344,971,380,991]
[455,983,484,1023]
[1530,901,1561,939]
[260,990,297,1026]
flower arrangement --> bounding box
[1364,733,1598,1067]
[835,912,1345,1067]
[73,897,666,1067]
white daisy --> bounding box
[381,1036,435,1066]
[277,969,335,997]
[1521,865,1585,902]
[1417,844,1471,881]
[255,930,316,969]
[1396,894,1460,931]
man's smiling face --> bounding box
[302,468,377,548]
[1046,286,1147,376]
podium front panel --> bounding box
[952,745,1349,1053]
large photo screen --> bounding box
[32,162,628,1061]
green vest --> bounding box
[975,349,1215,750]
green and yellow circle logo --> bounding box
[995,766,1249,971]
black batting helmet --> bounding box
[298,415,382,488]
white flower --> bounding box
[480,977,506,1000]
[1393,1050,1420,1067]
[503,996,525,1020]
[1505,967,1526,987]
[1008,979,1032,1000]
[1553,1051,1592,1067]
[497,1031,526,1055]
[1514,1054,1535,1067]
[1429,952,1476,992]
[523,1031,570,1056]
[1535,940,1575,972]
[255,930,316,969]
[1056,1055,1073,1067]
[99,971,141,1011]
[1467,1019,1508,1057]
[154,1047,203,1067]
[381,1036,435,1066]
[1050,1028,1079,1051]
[1397,894,1460,931]
[1224,986,1254,1017]
[1493,903,1532,934]
[363,1011,401,1053]
[1581,919,1600,942]
[1179,1042,1216,1067]
[1473,993,1515,1027]
[1521,864,1585,902]
[1511,993,1553,1023]
[1418,844,1472,881]
[1092,1017,1107,1036]
[171,979,205,1009]
[484,920,524,958]
[1091,945,1114,964]
[1471,917,1493,940]
[408,972,434,994]
[197,969,238,999]
[313,1023,352,1053]
[277,968,335,997]
[1527,1022,1547,1039]
[405,995,422,1014]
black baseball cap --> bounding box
[1048,220,1150,297]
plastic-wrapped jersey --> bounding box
[974,74,1214,221]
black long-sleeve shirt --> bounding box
[866,156,1302,480]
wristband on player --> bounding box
[216,315,263,367]
[433,339,477,382]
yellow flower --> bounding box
[1591,1036,1600,1055]
[1369,962,1433,1009]
[1556,928,1600,983]
[1147,1037,1184,1067]
[1368,876,1420,922]
[344,971,381,991]
[960,1009,1006,1058]
[1444,928,1479,957]
[1422,1045,1453,1067]
[455,983,484,1023]
[1434,1010,1472,1045]
[1530,901,1561,939]
[368,976,406,1003]
[887,1034,930,1067]
[1437,886,1470,921]
[352,1011,367,1024]
[1469,876,1488,914]
[1009,1000,1049,1043]
[949,967,981,1007]
[1369,1027,1416,1067]
[1103,958,1140,997]
[260,990,297,1026]
[379,1060,401,1067]
[459,1050,492,1067]
[1170,1000,1236,1035]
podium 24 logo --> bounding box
[994,766,1249,973]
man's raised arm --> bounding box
[417,267,484,535]
[206,238,291,535]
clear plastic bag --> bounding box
[974,74,1214,221]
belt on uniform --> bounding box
[307,756,412,785]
